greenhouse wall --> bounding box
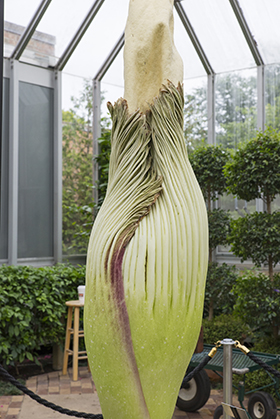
[1,58,62,266]
[2,0,280,267]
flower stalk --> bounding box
[84,1,208,418]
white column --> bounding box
[93,79,101,210]
[207,73,215,145]
[53,70,62,263]
[257,65,265,132]
[8,59,19,265]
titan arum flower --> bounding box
[84,1,208,418]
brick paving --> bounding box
[0,367,277,419]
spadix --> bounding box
[84,1,208,419]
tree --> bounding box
[265,64,280,132]
[189,144,229,210]
[215,72,257,149]
[224,127,280,213]
[62,79,111,255]
[205,209,231,320]
[233,270,280,339]
[62,108,94,255]
[204,262,238,320]
[189,145,232,320]
[184,87,208,150]
[95,120,111,211]
[208,208,231,253]
[184,73,258,151]
[227,212,280,279]
[225,127,280,278]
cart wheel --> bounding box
[248,392,277,419]
[213,405,223,419]
[176,368,211,412]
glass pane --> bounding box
[18,82,54,258]
[181,0,255,73]
[22,0,95,66]
[215,69,257,149]
[219,195,256,220]
[265,64,280,130]
[272,195,280,212]
[64,0,129,79]
[62,73,85,113]
[239,0,280,64]
[101,46,124,115]
[0,78,9,260]
[174,11,207,80]
[4,0,41,27]
[184,77,208,150]
[4,0,42,57]
[4,1,42,58]
[62,76,94,256]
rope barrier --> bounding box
[182,341,220,384]
[183,355,212,384]
[235,340,280,379]
[0,352,213,418]
[0,365,103,419]
[4,339,278,418]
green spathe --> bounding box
[84,83,208,419]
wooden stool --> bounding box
[62,300,87,381]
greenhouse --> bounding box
[1,0,280,418]
[1,0,280,266]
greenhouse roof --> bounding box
[4,0,280,109]
[5,0,280,73]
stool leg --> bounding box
[73,307,80,381]
[62,307,73,375]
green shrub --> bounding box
[228,212,280,279]
[188,144,229,207]
[204,263,238,320]
[224,127,280,279]
[208,209,231,253]
[0,264,86,366]
[203,314,251,345]
[224,127,280,211]
[232,270,280,337]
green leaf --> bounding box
[26,352,33,361]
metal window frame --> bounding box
[174,2,216,145]
[229,0,264,68]
[8,59,19,265]
[229,0,265,131]
[94,33,124,82]
[3,0,274,266]
[174,2,214,76]
[10,0,52,60]
[55,0,106,71]
[53,70,62,263]
[5,58,61,265]
[229,0,265,215]
[207,74,216,145]
[92,79,101,209]
[0,62,10,263]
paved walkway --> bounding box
[0,367,251,419]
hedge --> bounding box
[0,264,86,366]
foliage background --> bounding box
[62,70,280,255]
[62,80,111,255]
[0,264,86,367]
